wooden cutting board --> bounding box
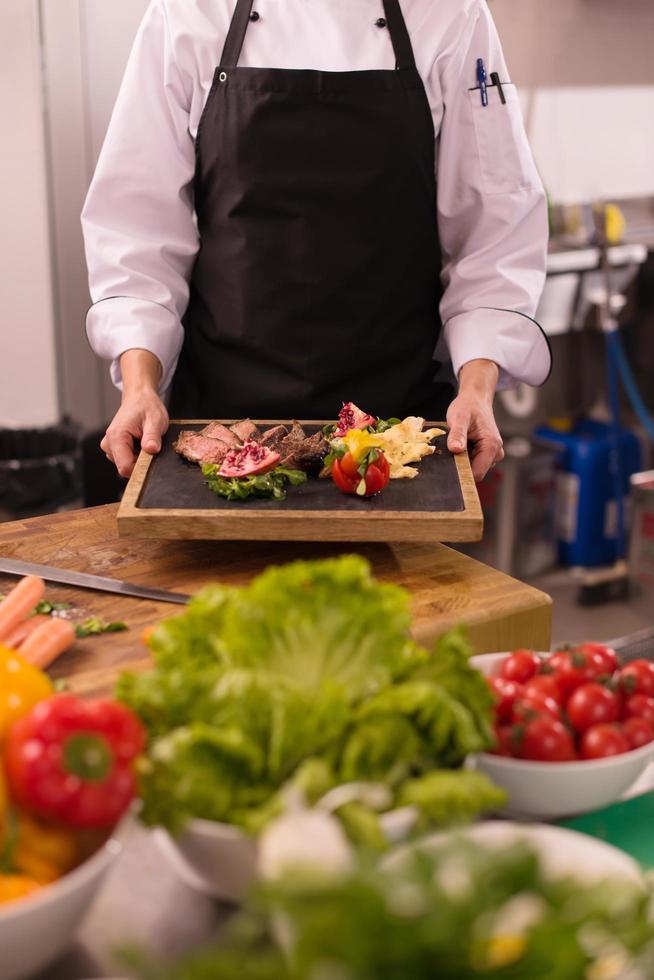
[117,421,483,543]
[0,504,551,699]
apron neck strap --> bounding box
[220,0,418,71]
[382,0,417,71]
[220,0,255,67]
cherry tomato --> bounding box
[513,692,561,722]
[490,725,514,757]
[513,716,577,762]
[619,660,654,698]
[580,723,629,760]
[622,716,654,750]
[566,682,620,733]
[545,649,604,698]
[500,650,541,685]
[624,694,654,727]
[374,452,390,482]
[523,675,564,705]
[577,642,618,676]
[488,677,523,724]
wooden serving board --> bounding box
[118,420,483,543]
[0,505,551,699]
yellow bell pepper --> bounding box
[11,814,79,884]
[0,874,41,904]
[341,428,383,463]
[0,644,52,742]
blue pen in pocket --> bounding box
[476,58,488,107]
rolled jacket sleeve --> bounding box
[435,0,552,389]
[81,0,198,394]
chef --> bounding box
[82,0,551,482]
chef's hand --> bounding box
[446,359,504,482]
[101,349,169,479]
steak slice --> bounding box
[260,424,289,453]
[294,431,329,469]
[278,421,309,468]
[200,422,241,447]
[230,419,260,443]
[173,431,230,465]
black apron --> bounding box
[170,0,450,421]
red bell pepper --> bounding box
[4,694,145,829]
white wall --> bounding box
[0,0,59,427]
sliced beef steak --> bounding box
[259,425,289,453]
[230,419,260,443]
[278,421,309,468]
[173,431,230,465]
[294,431,328,470]
[200,422,241,447]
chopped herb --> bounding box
[34,599,72,616]
[75,617,128,638]
[53,678,70,692]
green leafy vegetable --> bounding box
[125,840,654,980]
[202,465,307,501]
[117,557,500,837]
[75,617,128,638]
[373,416,401,433]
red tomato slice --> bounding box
[500,650,541,684]
[488,677,523,724]
[580,723,629,759]
[331,459,357,494]
[622,716,654,750]
[364,464,387,496]
[566,682,620,733]
[374,452,390,481]
[513,716,576,762]
[338,452,360,480]
[619,660,654,698]
[624,694,654,727]
[490,724,514,757]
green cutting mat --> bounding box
[557,791,654,869]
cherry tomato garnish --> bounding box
[624,694,654,727]
[490,725,514,757]
[513,716,576,762]
[523,675,564,705]
[488,677,523,724]
[337,452,360,480]
[580,723,630,760]
[566,682,620,733]
[622,716,654,750]
[576,642,618,676]
[545,649,604,698]
[619,660,654,698]
[500,650,541,684]
[513,692,561,722]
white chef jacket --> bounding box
[82,0,551,395]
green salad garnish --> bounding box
[202,464,307,501]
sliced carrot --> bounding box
[0,577,46,642]
[19,618,76,669]
[4,615,53,651]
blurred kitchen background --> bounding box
[2,0,654,640]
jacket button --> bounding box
[375,17,387,28]
[249,10,260,20]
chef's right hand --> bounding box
[101,350,169,479]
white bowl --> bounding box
[470,652,654,819]
[0,822,127,980]
[153,819,258,903]
[385,820,643,886]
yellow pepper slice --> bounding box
[11,814,79,884]
[0,874,41,904]
[0,644,52,742]
[340,429,383,463]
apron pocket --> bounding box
[468,84,538,195]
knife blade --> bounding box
[0,557,189,605]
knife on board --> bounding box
[0,557,189,605]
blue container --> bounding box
[535,420,641,567]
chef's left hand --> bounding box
[446,359,504,482]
